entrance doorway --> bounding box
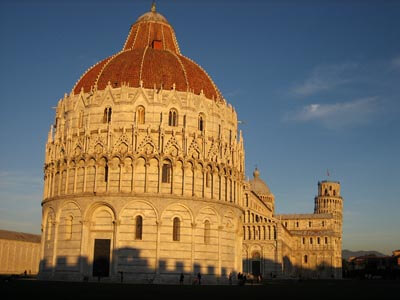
[252,261,260,276]
[92,239,111,277]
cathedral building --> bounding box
[39,4,343,283]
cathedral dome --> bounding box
[249,168,271,196]
[73,4,222,100]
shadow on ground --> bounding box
[2,278,399,300]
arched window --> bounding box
[333,190,336,196]
[104,107,112,123]
[310,237,313,244]
[317,237,320,244]
[198,114,205,131]
[324,188,328,196]
[162,163,171,183]
[135,215,143,240]
[168,109,178,126]
[137,106,145,124]
[325,237,328,244]
[304,255,308,263]
[273,226,277,239]
[78,111,84,128]
[173,217,180,241]
[65,215,73,240]
[204,220,210,244]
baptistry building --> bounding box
[39,4,343,283]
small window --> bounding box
[309,221,312,228]
[204,220,210,244]
[304,255,308,263]
[310,237,313,244]
[324,189,328,196]
[162,163,171,183]
[284,222,288,227]
[168,109,178,126]
[137,106,145,124]
[325,237,328,244]
[104,107,112,124]
[317,237,320,244]
[302,237,305,244]
[152,40,162,50]
[135,216,143,240]
[322,221,325,227]
[198,114,205,131]
[173,217,180,241]
[296,222,299,228]
[333,190,336,196]
[104,165,109,182]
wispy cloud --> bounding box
[391,56,400,69]
[0,171,42,190]
[291,63,358,96]
[284,97,379,129]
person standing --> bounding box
[180,273,184,285]
[197,272,202,285]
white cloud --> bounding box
[392,56,400,69]
[284,97,379,129]
[292,63,358,96]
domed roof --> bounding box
[249,168,271,196]
[136,3,169,24]
[73,4,222,101]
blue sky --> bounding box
[0,0,399,255]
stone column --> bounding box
[131,163,134,193]
[51,221,59,275]
[73,167,77,193]
[112,220,120,277]
[145,162,149,193]
[79,220,90,277]
[202,169,205,198]
[157,162,162,193]
[217,225,223,278]
[191,222,196,276]
[119,164,123,192]
[93,166,97,192]
[155,221,161,275]
[65,168,69,194]
[83,166,87,192]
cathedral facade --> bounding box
[39,5,343,284]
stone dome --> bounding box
[73,4,222,100]
[249,168,271,196]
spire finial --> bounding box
[151,1,156,12]
[253,166,260,178]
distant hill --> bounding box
[342,249,386,260]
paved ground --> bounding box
[2,278,399,300]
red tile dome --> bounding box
[73,4,222,101]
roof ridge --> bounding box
[167,49,189,91]
[180,54,223,101]
[93,50,127,90]
[139,46,149,84]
